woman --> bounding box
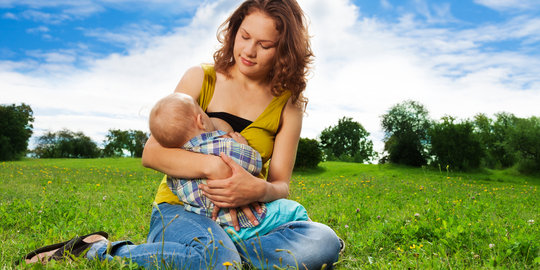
[24,1,341,269]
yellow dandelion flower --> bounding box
[223,261,233,269]
[96,183,101,187]
[47,181,52,184]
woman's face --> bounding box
[233,10,279,80]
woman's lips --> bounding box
[241,57,255,66]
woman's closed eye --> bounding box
[259,42,272,49]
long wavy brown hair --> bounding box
[213,0,313,110]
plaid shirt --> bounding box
[167,130,267,228]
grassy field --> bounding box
[1,158,539,269]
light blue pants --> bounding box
[88,203,340,269]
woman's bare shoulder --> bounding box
[282,98,303,123]
[277,97,303,136]
[174,66,205,99]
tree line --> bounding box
[2,102,539,174]
[0,104,149,160]
[32,129,148,158]
[295,100,540,174]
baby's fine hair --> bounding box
[149,93,198,148]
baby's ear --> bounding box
[195,113,206,129]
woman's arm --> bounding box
[260,99,303,201]
[142,66,231,179]
[142,136,231,179]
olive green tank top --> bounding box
[154,64,292,204]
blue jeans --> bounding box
[89,203,340,269]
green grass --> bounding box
[1,159,539,269]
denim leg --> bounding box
[90,203,241,270]
[234,221,340,270]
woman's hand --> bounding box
[200,152,267,207]
[211,203,263,231]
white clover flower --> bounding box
[528,219,534,225]
[489,244,495,249]
[414,213,420,217]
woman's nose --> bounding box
[244,42,257,57]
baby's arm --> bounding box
[227,132,248,145]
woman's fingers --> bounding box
[211,206,220,220]
[241,205,259,227]
[251,202,263,214]
[229,208,240,231]
[202,179,229,189]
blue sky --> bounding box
[1,0,540,153]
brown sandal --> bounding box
[22,231,108,264]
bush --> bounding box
[508,117,540,174]
[34,129,100,158]
[474,113,517,169]
[294,138,322,169]
[429,116,484,171]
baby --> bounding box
[149,93,308,241]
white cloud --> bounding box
[26,25,49,33]
[1,0,540,157]
[380,0,392,10]
[20,9,71,24]
[0,0,199,19]
[474,0,540,11]
[82,22,166,48]
[2,12,17,19]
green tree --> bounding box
[0,103,34,161]
[103,129,149,157]
[381,100,431,166]
[319,117,375,163]
[473,113,516,168]
[34,129,100,158]
[508,116,540,174]
[294,138,323,169]
[129,130,149,158]
[429,116,484,171]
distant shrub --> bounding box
[508,116,540,174]
[295,138,322,169]
[474,112,517,169]
[34,129,100,158]
[429,116,484,171]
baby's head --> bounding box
[149,93,215,148]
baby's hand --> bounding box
[228,132,248,145]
